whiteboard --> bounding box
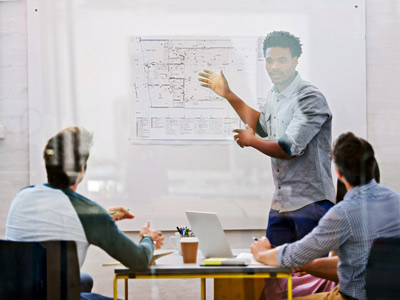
[28,0,366,230]
[130,36,259,143]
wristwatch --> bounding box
[140,234,155,244]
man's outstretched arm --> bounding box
[198,69,260,130]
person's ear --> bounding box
[336,167,344,181]
[293,57,298,67]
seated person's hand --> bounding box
[250,237,272,261]
[140,221,164,250]
[108,207,134,222]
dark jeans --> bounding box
[80,293,114,300]
[81,272,94,293]
[266,200,334,246]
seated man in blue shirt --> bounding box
[6,126,164,300]
[251,132,400,300]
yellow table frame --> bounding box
[113,271,292,300]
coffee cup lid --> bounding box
[180,237,198,243]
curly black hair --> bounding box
[263,31,303,58]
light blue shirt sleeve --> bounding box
[277,205,351,268]
[285,89,332,157]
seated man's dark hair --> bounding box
[332,132,377,187]
[263,31,303,58]
[43,127,93,188]
[336,157,380,202]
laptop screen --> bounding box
[185,211,234,258]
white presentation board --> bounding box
[130,36,260,143]
[28,0,366,230]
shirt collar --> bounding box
[344,179,378,200]
[272,71,302,98]
[44,183,74,194]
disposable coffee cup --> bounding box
[180,237,199,263]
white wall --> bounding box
[1,0,400,298]
[366,1,400,188]
[0,0,29,232]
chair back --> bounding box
[366,237,400,300]
[0,240,81,300]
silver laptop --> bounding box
[185,211,234,258]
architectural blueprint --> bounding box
[130,36,265,142]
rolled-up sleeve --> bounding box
[257,102,270,137]
[284,91,331,157]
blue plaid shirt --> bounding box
[277,179,400,300]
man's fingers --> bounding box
[232,129,241,133]
[198,78,212,87]
[203,69,215,76]
[198,77,210,83]
[198,71,213,79]
[198,75,212,89]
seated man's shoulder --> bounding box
[64,189,108,215]
[378,184,400,201]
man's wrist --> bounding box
[140,234,152,242]
[224,90,235,100]
[140,234,156,245]
[247,134,258,148]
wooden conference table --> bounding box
[112,251,292,300]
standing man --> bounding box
[199,31,335,246]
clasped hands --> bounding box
[140,221,164,249]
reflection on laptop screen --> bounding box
[185,211,234,258]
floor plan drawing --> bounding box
[130,36,264,142]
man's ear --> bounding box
[293,57,299,67]
[336,167,344,181]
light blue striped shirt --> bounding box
[258,72,335,212]
[277,179,400,300]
